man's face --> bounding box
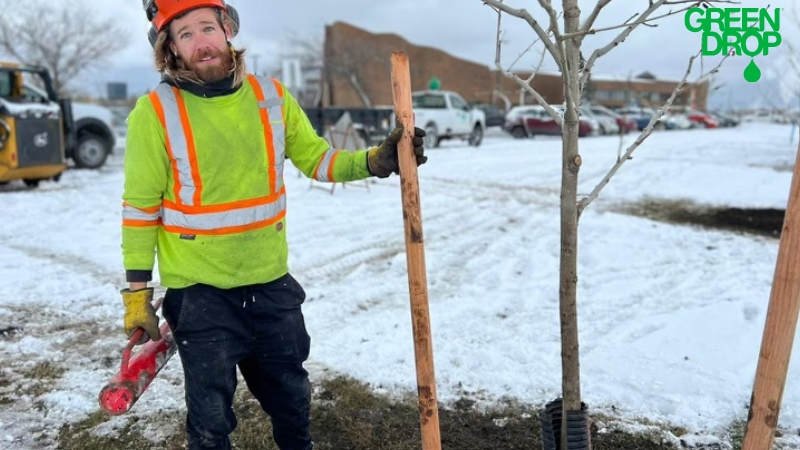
[169,8,233,83]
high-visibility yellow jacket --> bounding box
[122,75,373,289]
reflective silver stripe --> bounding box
[258,98,283,108]
[162,194,286,231]
[314,149,339,182]
[122,205,161,221]
[255,76,286,192]
[154,83,196,205]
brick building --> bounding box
[322,22,708,111]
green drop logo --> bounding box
[744,59,761,83]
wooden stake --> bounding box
[390,51,442,450]
[742,139,800,450]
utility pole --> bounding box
[252,54,260,76]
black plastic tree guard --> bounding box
[539,398,592,450]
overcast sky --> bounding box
[81,0,790,110]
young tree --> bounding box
[0,0,129,95]
[480,0,730,446]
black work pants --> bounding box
[162,273,313,450]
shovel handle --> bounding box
[121,297,164,371]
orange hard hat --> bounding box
[143,0,237,33]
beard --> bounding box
[186,46,234,83]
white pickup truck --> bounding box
[412,90,485,148]
[69,102,116,169]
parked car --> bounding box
[663,111,694,130]
[23,78,116,169]
[683,108,719,128]
[503,105,547,138]
[507,105,597,138]
[471,103,506,128]
[589,104,635,134]
[710,111,740,128]
[553,106,599,137]
[581,106,619,135]
[616,107,671,131]
[411,90,486,147]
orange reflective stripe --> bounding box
[162,187,286,215]
[327,150,341,182]
[123,219,161,227]
[172,86,203,206]
[313,149,340,182]
[271,79,285,122]
[248,74,276,194]
[162,210,286,236]
[148,91,183,205]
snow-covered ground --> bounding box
[0,122,798,448]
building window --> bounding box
[611,90,627,101]
[595,90,610,100]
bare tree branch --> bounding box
[537,0,563,40]
[282,32,325,67]
[481,0,564,72]
[323,34,385,107]
[569,0,737,40]
[493,29,560,121]
[580,0,613,35]
[0,0,130,95]
[576,51,731,216]
[491,3,562,124]
[578,0,734,91]
[508,38,543,73]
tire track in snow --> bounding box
[296,175,561,318]
[3,242,124,288]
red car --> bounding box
[522,107,597,137]
[671,107,719,129]
[686,109,719,128]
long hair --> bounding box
[153,9,246,87]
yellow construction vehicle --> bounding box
[0,62,69,187]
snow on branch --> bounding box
[576,51,731,216]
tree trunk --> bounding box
[559,0,583,429]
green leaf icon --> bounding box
[744,58,761,83]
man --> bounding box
[121,1,426,449]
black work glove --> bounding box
[367,126,427,178]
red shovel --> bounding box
[98,298,178,415]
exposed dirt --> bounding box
[617,199,785,239]
[57,376,690,450]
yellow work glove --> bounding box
[367,126,427,178]
[121,287,162,344]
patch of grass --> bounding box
[25,361,66,380]
[58,375,728,450]
[728,419,747,450]
[229,388,277,449]
[57,411,185,450]
[16,362,68,397]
